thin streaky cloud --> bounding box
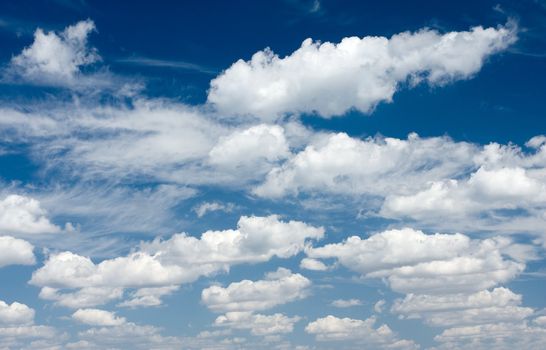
[116,56,218,74]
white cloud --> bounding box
[307,228,525,294]
[0,325,57,339]
[208,22,515,119]
[381,167,546,219]
[39,286,123,309]
[31,216,322,310]
[433,322,546,350]
[8,20,100,86]
[202,268,311,313]
[117,286,179,308]
[0,236,35,267]
[209,124,289,169]
[305,315,417,348]
[374,300,386,313]
[77,322,182,349]
[0,301,34,325]
[299,257,329,271]
[392,287,534,327]
[194,201,236,218]
[72,309,126,326]
[214,312,301,336]
[254,133,475,198]
[331,299,362,308]
[0,195,61,235]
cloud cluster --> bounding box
[307,228,525,294]
[209,23,516,119]
[30,216,322,309]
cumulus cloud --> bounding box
[306,228,525,294]
[72,309,126,326]
[201,268,311,313]
[39,286,123,309]
[8,20,100,87]
[117,286,179,308]
[209,124,290,169]
[392,287,533,327]
[31,216,322,309]
[77,322,182,349]
[299,257,329,271]
[433,321,546,350]
[0,300,35,325]
[0,236,35,267]
[214,312,301,336]
[208,22,516,119]
[305,315,417,348]
[0,195,61,235]
[254,133,476,198]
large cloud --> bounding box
[254,133,476,198]
[392,287,533,327]
[306,228,525,294]
[208,23,516,119]
[30,215,323,308]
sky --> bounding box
[0,0,546,349]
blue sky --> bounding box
[0,0,545,349]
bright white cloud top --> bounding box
[208,22,516,119]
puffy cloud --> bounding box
[433,322,546,350]
[209,124,289,169]
[72,309,126,326]
[208,23,515,119]
[39,286,123,309]
[141,215,324,266]
[0,325,57,339]
[0,195,61,235]
[254,133,475,198]
[77,322,182,349]
[214,312,300,336]
[305,315,417,348]
[117,286,179,308]
[331,299,362,308]
[194,201,236,218]
[307,228,525,294]
[31,216,322,309]
[299,257,329,271]
[381,167,546,220]
[0,301,34,325]
[392,288,533,327]
[0,236,35,267]
[201,268,311,313]
[8,20,100,86]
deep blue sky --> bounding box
[0,1,546,349]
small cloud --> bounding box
[331,298,363,308]
[193,201,236,218]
